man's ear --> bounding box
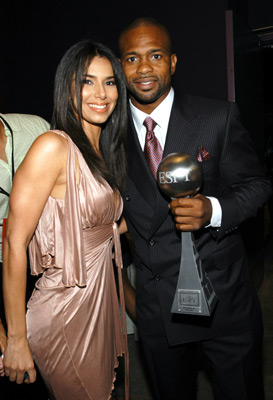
[171,54,177,75]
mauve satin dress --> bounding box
[26,130,128,400]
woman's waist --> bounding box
[82,223,115,251]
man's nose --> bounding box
[136,59,153,74]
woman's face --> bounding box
[73,56,118,131]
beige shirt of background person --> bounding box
[0,113,50,262]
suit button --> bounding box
[155,275,161,281]
[149,239,155,246]
[125,195,131,201]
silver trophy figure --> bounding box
[157,153,218,316]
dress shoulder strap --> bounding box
[52,130,87,287]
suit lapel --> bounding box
[150,94,206,236]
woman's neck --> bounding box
[84,123,102,155]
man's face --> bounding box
[119,25,177,113]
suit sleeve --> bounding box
[216,102,272,240]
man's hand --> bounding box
[169,194,212,231]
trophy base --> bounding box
[177,289,202,313]
[171,231,218,316]
[172,288,211,316]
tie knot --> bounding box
[143,116,157,133]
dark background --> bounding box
[0,0,272,144]
[0,0,233,120]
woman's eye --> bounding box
[106,80,116,86]
[82,79,92,85]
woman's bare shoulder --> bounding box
[31,130,68,154]
[19,130,69,173]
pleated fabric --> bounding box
[27,130,128,400]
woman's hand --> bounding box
[4,335,36,384]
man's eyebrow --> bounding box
[149,48,164,53]
[122,51,138,57]
[122,48,165,57]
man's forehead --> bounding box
[120,26,170,55]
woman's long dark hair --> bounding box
[51,39,127,193]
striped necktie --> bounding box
[143,116,163,180]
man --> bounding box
[0,112,49,397]
[119,18,272,400]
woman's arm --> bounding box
[122,268,136,325]
[118,226,136,323]
[2,131,68,384]
[118,217,128,235]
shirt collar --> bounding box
[129,87,174,129]
[0,114,21,137]
[0,114,13,138]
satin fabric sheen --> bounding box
[26,130,128,400]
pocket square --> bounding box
[197,146,211,162]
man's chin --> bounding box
[131,92,160,105]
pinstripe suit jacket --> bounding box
[122,92,272,346]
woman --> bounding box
[2,40,128,400]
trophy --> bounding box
[157,153,218,316]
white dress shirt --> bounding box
[129,88,222,228]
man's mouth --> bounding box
[133,78,157,90]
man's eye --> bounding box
[127,56,137,63]
[152,54,162,60]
